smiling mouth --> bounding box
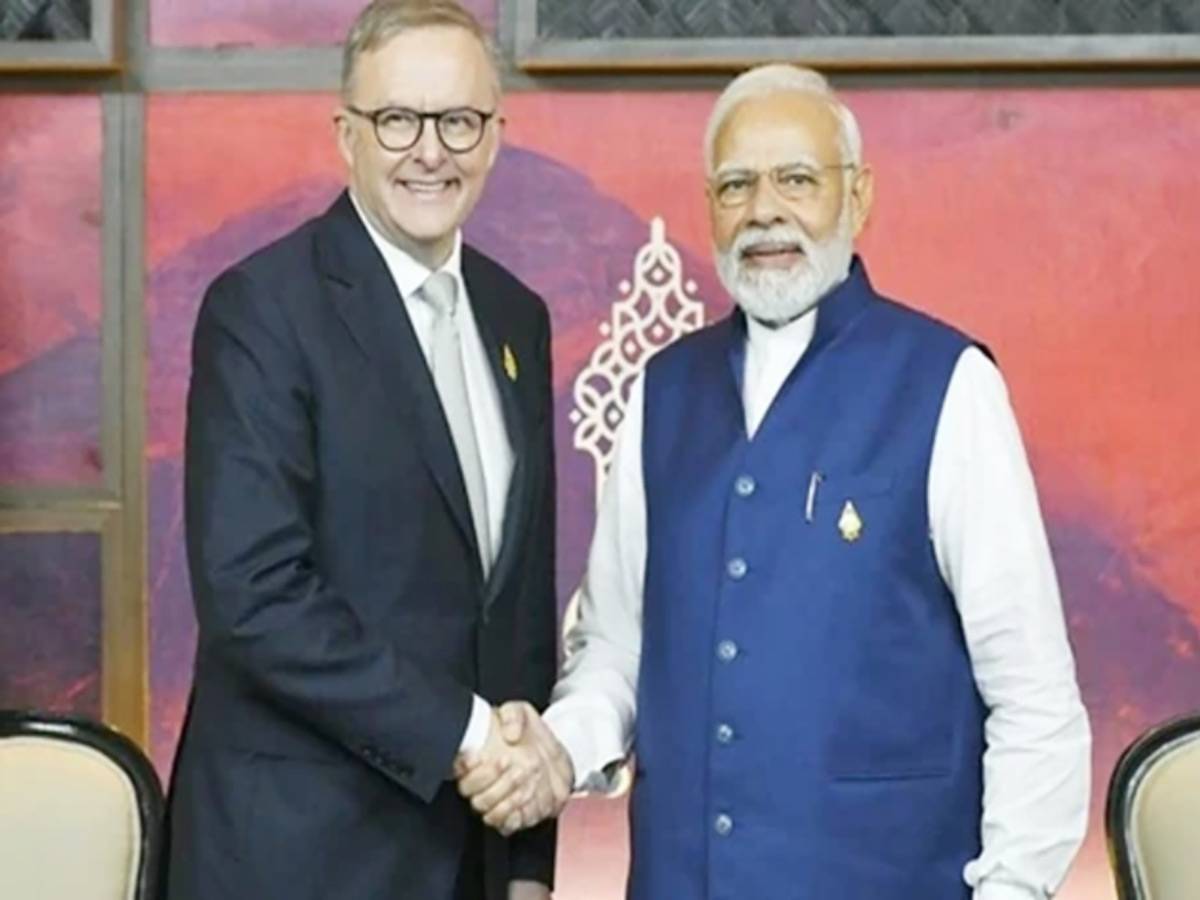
[741,241,805,265]
[397,178,460,197]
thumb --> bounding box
[498,702,529,744]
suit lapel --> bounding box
[462,248,532,611]
[315,193,481,573]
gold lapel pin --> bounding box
[502,344,518,382]
[838,500,863,542]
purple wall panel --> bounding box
[0,532,102,717]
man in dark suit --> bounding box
[164,2,558,899]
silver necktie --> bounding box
[420,272,492,574]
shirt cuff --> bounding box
[973,879,1044,900]
[544,702,626,792]
[457,694,492,756]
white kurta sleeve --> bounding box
[929,347,1092,900]
[544,375,648,791]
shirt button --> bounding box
[726,557,748,580]
[717,640,739,663]
[714,813,734,836]
[716,723,735,744]
[734,475,756,497]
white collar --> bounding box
[744,305,817,359]
[349,191,465,301]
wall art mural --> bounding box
[145,88,1200,899]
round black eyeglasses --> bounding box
[344,105,496,154]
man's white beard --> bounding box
[715,216,854,325]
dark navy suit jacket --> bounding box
[164,191,557,900]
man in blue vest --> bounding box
[459,64,1091,900]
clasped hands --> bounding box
[454,702,573,836]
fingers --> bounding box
[480,753,553,833]
[468,757,533,818]
[536,755,570,823]
[456,758,509,798]
[498,701,532,744]
[486,790,530,832]
[491,777,551,835]
[489,759,564,835]
[457,702,576,835]
[473,774,527,820]
[523,719,573,810]
[545,747,573,808]
[452,750,480,780]
[455,705,513,790]
[500,809,526,835]
[481,773,538,831]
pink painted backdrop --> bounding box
[143,89,1200,900]
[0,96,103,485]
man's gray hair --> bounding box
[341,0,499,101]
[703,64,863,173]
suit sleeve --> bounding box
[185,268,472,803]
[507,301,559,887]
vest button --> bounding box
[715,723,734,744]
[734,475,756,497]
[717,640,739,662]
[714,813,734,836]
[726,557,748,580]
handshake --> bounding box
[454,702,575,836]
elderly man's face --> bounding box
[707,90,873,322]
[336,25,500,267]
[709,91,869,259]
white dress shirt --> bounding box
[352,196,505,756]
[544,305,1092,900]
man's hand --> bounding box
[456,701,573,835]
[508,879,551,900]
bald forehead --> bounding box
[712,90,843,172]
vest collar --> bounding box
[726,255,876,393]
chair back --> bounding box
[0,711,163,900]
[1108,712,1200,900]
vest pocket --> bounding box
[804,469,955,779]
[822,629,955,780]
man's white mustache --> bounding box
[733,226,816,261]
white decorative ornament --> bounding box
[562,217,707,796]
[567,217,706,500]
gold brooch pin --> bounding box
[502,344,518,382]
[838,500,863,542]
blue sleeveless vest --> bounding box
[631,259,986,900]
